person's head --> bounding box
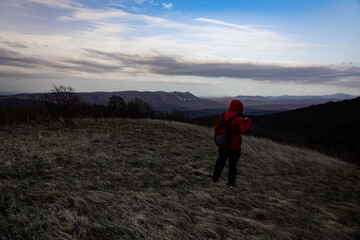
[228,99,244,114]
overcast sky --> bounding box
[0,0,359,96]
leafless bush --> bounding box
[108,95,127,116]
[41,85,83,111]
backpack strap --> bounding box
[220,113,241,124]
[227,113,242,124]
[223,113,243,148]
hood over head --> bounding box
[228,99,244,114]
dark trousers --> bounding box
[212,148,241,186]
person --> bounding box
[212,99,252,188]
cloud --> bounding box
[0,47,46,68]
[0,69,49,79]
[107,3,126,8]
[59,7,170,25]
[27,0,81,9]
[1,0,24,8]
[54,6,326,60]
[134,0,158,7]
[1,42,359,91]
[59,8,129,21]
[2,1,355,93]
[195,18,277,31]
[13,0,318,60]
[162,3,173,9]
[83,49,360,88]
[0,47,122,73]
[1,40,28,49]
[196,18,250,30]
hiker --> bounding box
[212,99,252,189]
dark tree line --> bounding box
[0,85,189,125]
[249,98,360,165]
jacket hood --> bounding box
[228,99,244,114]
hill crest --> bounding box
[252,97,360,164]
[1,119,359,239]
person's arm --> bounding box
[214,115,221,130]
[238,117,252,134]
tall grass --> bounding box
[0,119,359,239]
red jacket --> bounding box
[214,99,252,150]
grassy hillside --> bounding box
[1,119,359,239]
[251,97,360,165]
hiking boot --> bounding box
[211,179,219,184]
[211,174,222,183]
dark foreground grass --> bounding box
[0,119,359,239]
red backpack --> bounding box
[215,113,242,148]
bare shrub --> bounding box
[40,85,84,123]
[41,85,83,111]
[108,95,127,116]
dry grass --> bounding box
[0,118,359,239]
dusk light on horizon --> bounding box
[0,0,359,96]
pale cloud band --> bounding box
[0,47,121,73]
[27,0,82,9]
[196,18,251,30]
[83,49,360,87]
[1,45,359,89]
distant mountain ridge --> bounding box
[208,93,356,114]
[0,91,356,117]
[80,91,222,111]
[0,91,223,111]
[233,93,355,100]
[0,92,21,96]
